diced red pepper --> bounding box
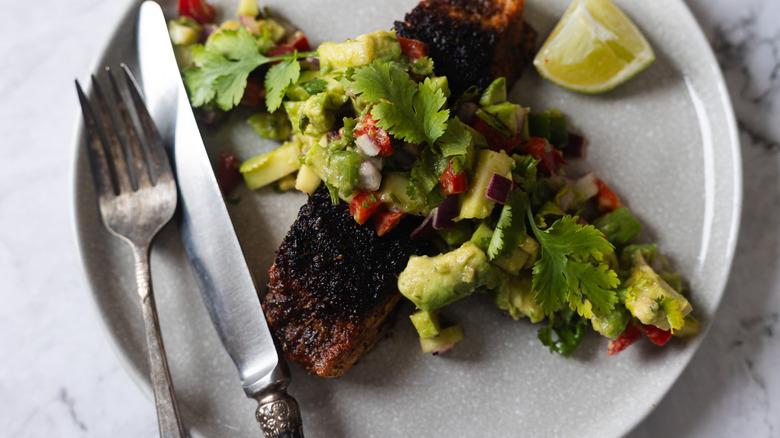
[439,161,468,195]
[240,78,266,106]
[178,0,216,24]
[373,210,406,236]
[471,118,522,154]
[216,152,243,195]
[354,114,394,157]
[595,178,623,212]
[267,32,312,58]
[349,191,382,225]
[397,36,429,62]
[642,324,673,346]
[607,323,643,356]
[519,137,567,176]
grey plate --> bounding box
[71,0,741,437]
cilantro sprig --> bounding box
[528,212,620,318]
[349,60,449,146]
[183,26,315,112]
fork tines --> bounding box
[75,65,173,201]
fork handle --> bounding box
[135,247,187,438]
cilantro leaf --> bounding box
[184,27,270,111]
[407,146,439,200]
[264,57,301,112]
[528,213,620,317]
[437,118,472,158]
[300,78,328,95]
[538,307,589,357]
[659,297,686,332]
[350,61,449,146]
[487,190,528,260]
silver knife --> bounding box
[136,2,303,436]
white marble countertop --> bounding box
[1,0,778,436]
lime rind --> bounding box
[533,0,655,94]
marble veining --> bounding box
[1,0,779,437]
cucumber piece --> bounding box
[479,77,507,106]
[410,310,441,339]
[240,139,302,190]
[295,164,321,194]
[420,325,464,354]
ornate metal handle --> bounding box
[255,387,303,438]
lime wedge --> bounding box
[533,0,655,93]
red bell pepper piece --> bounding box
[267,31,312,57]
[178,0,216,24]
[471,118,522,154]
[354,114,394,157]
[373,210,406,236]
[216,152,243,195]
[519,137,567,176]
[240,78,266,106]
[642,324,673,346]
[607,323,643,356]
[349,191,382,225]
[397,37,429,62]
[595,178,623,212]
[439,161,468,195]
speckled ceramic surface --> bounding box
[72,0,741,437]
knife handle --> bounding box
[255,387,304,438]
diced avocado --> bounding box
[481,102,527,136]
[247,111,292,140]
[659,271,684,293]
[276,174,296,192]
[236,0,259,17]
[436,221,472,247]
[168,17,201,46]
[420,325,464,354]
[623,249,692,331]
[519,235,540,269]
[593,206,642,246]
[410,310,441,339]
[457,150,515,220]
[619,243,657,271]
[398,241,494,311]
[240,138,302,190]
[284,82,348,136]
[377,172,426,214]
[295,164,321,194]
[590,307,629,339]
[318,30,402,73]
[492,245,530,275]
[469,222,494,252]
[479,77,507,106]
[429,76,450,99]
[256,19,286,42]
[490,271,544,323]
[673,315,700,338]
[207,20,241,43]
[328,151,361,196]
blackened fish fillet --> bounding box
[394,0,536,98]
[264,188,427,377]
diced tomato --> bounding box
[595,178,623,212]
[354,114,394,157]
[439,161,468,195]
[373,210,406,236]
[349,191,382,225]
[607,323,643,356]
[642,324,673,346]
[240,78,266,106]
[471,118,522,154]
[519,137,567,176]
[267,32,313,58]
[216,152,243,195]
[178,0,216,24]
[397,36,429,62]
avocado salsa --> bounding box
[170,2,699,357]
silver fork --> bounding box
[76,65,186,438]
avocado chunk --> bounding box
[318,30,402,73]
[398,241,494,311]
[419,325,464,354]
[590,306,629,339]
[479,77,507,106]
[457,150,515,220]
[490,271,544,323]
[240,137,302,190]
[623,249,692,331]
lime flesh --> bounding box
[533,0,655,94]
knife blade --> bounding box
[136,2,303,436]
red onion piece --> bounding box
[356,134,381,156]
[564,133,586,159]
[573,172,598,201]
[410,214,434,240]
[558,190,576,212]
[486,173,513,204]
[432,195,459,230]
[201,24,218,43]
[357,161,382,191]
[239,15,260,34]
